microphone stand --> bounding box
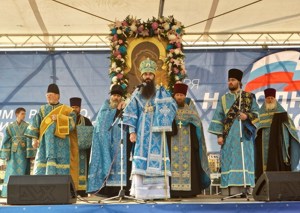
[222,88,250,201]
[101,87,144,203]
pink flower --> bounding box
[117,73,123,79]
[118,39,123,44]
[176,42,181,48]
[117,54,122,59]
[138,25,144,32]
[151,22,158,30]
[113,35,118,41]
[113,50,120,57]
[122,21,128,26]
[170,49,174,53]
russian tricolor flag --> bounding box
[245,50,300,92]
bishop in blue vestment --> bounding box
[123,58,177,200]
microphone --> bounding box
[135,82,147,90]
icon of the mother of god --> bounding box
[125,38,168,93]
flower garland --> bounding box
[108,15,186,94]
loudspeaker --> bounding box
[253,171,300,201]
[7,175,77,205]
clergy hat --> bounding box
[174,83,188,96]
[139,58,157,76]
[70,97,82,107]
[47,83,60,94]
[228,68,243,81]
[110,84,124,96]
[264,88,276,98]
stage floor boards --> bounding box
[1,195,300,213]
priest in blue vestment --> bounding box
[25,84,77,177]
[87,85,132,196]
[208,69,259,196]
[123,58,177,200]
[167,83,211,198]
[255,88,300,180]
[0,108,36,197]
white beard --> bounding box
[110,100,119,109]
[265,102,277,111]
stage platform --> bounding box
[1,195,300,213]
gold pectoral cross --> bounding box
[178,120,183,128]
[144,102,154,113]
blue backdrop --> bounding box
[1,49,300,152]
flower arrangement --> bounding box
[108,15,186,94]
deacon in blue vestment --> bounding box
[0,108,36,197]
[70,97,93,197]
[25,84,77,177]
[87,85,132,196]
[208,69,259,196]
[167,83,211,198]
[255,88,300,180]
[123,58,177,200]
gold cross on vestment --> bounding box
[178,121,183,128]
